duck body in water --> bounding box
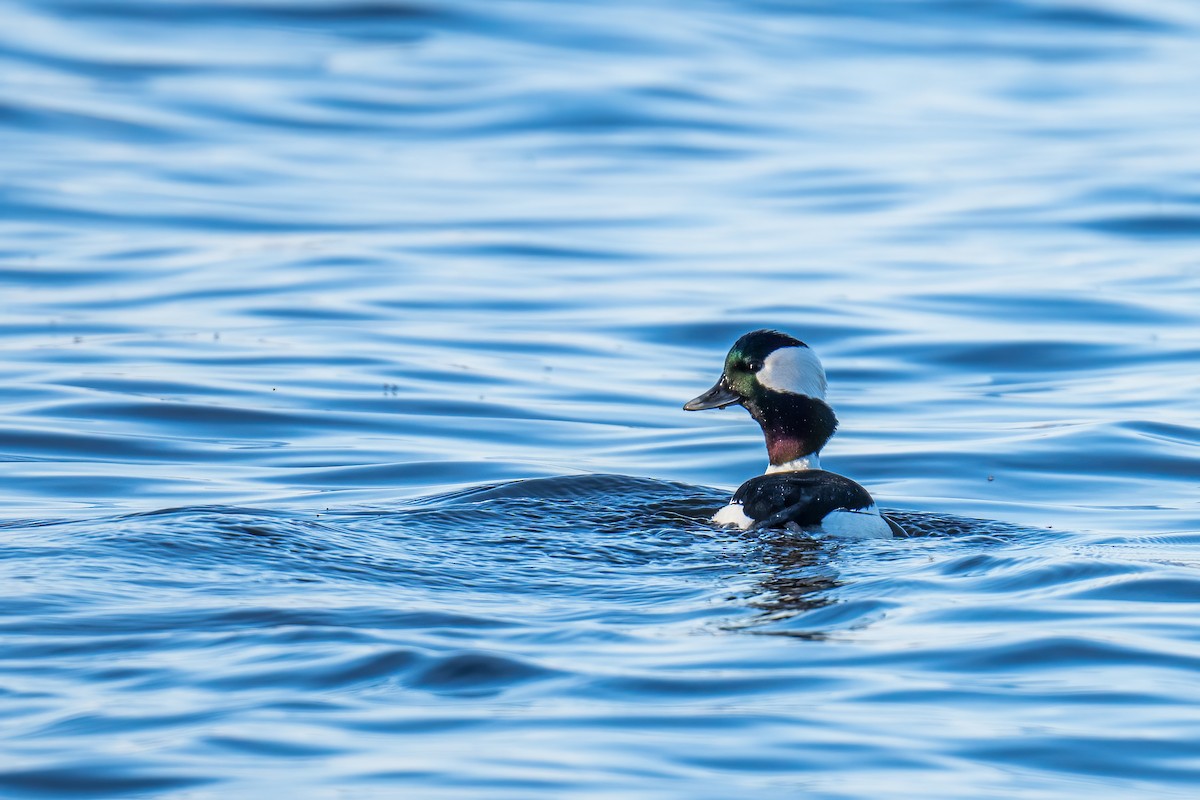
[684,330,901,539]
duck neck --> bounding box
[765,454,821,473]
[743,392,837,472]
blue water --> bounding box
[3,0,1200,796]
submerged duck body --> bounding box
[684,330,898,539]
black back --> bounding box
[733,470,875,529]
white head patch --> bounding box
[757,346,827,399]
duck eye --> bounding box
[746,359,763,373]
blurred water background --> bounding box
[2,0,1200,796]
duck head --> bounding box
[684,329,837,470]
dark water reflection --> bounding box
[3,0,1200,797]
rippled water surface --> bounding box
[3,0,1200,796]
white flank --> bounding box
[712,502,754,530]
[817,506,893,539]
[711,500,893,538]
[757,346,827,399]
[765,454,820,473]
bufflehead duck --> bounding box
[684,329,902,539]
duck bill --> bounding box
[683,377,741,411]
